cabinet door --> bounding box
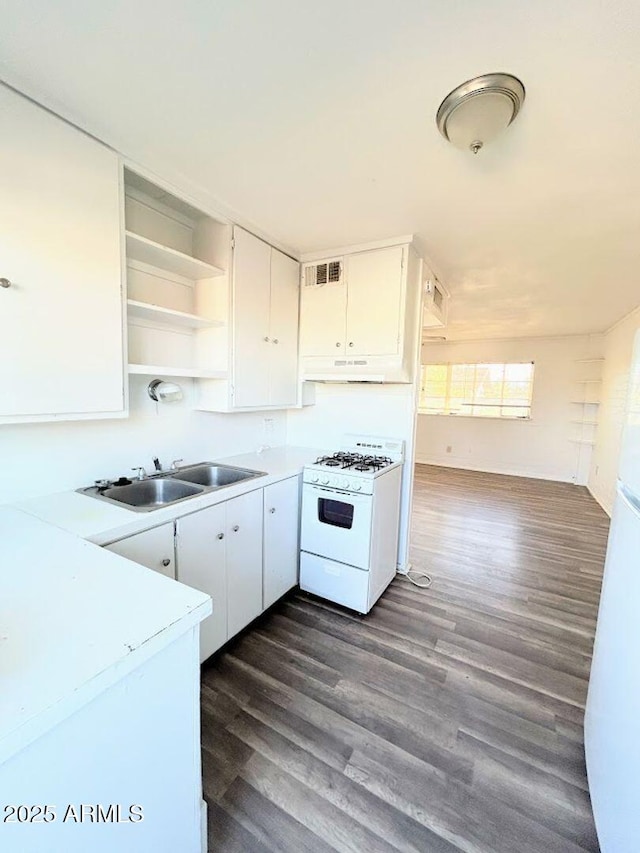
[0,84,124,421]
[105,523,175,579]
[268,248,299,407]
[263,476,300,609]
[346,246,404,356]
[299,276,347,357]
[176,504,227,662]
[226,490,263,638]
[232,227,271,408]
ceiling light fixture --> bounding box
[436,72,525,154]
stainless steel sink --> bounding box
[78,461,266,512]
[170,464,263,488]
[102,478,204,508]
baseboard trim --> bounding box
[587,483,612,517]
[414,456,574,484]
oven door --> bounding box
[301,484,373,570]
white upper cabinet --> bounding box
[200,226,300,411]
[0,84,124,422]
[300,240,422,383]
[345,246,404,356]
[268,247,300,407]
[232,227,272,407]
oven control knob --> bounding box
[353,482,362,491]
[311,475,319,483]
[321,477,330,485]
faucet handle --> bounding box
[171,458,184,470]
[131,466,147,481]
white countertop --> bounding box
[0,507,211,765]
[15,445,321,545]
[1,445,320,764]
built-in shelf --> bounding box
[574,379,601,384]
[575,358,605,363]
[571,419,598,425]
[127,299,223,330]
[128,364,227,379]
[569,439,596,446]
[125,231,224,280]
[571,400,601,405]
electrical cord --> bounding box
[397,566,433,589]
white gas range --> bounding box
[300,435,404,614]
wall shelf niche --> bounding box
[123,168,231,381]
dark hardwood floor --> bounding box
[201,464,610,852]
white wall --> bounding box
[416,335,603,483]
[0,376,286,504]
[286,383,418,570]
[589,307,640,515]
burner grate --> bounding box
[314,452,394,471]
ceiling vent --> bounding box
[304,259,343,287]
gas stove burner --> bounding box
[314,451,396,472]
[354,464,371,472]
[324,459,340,467]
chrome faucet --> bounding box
[170,458,184,471]
[131,466,147,481]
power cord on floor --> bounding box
[397,565,433,589]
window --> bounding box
[419,362,534,419]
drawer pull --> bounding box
[232,525,240,532]
[217,532,224,540]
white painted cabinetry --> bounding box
[300,240,422,382]
[176,490,263,661]
[105,523,176,579]
[103,476,300,662]
[225,489,264,636]
[263,476,301,608]
[0,83,124,422]
[198,226,300,411]
[175,503,227,658]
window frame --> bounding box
[418,361,535,420]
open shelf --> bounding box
[128,364,227,379]
[127,299,223,330]
[125,231,224,280]
[574,379,601,384]
[571,419,598,425]
[569,439,596,446]
[575,358,604,363]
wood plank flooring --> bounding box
[201,464,610,852]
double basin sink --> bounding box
[79,463,266,512]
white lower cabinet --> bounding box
[104,476,301,663]
[176,489,263,662]
[175,503,227,661]
[105,523,176,579]
[263,476,300,609]
[226,490,264,638]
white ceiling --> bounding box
[1,0,639,340]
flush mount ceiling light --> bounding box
[436,73,525,154]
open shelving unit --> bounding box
[123,168,231,381]
[570,357,604,484]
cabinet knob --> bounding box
[232,525,240,532]
[0,278,12,289]
[336,342,341,348]
[264,336,270,342]
[273,338,279,344]
[217,532,224,540]
[348,342,354,347]
[161,558,171,567]
[269,507,276,514]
